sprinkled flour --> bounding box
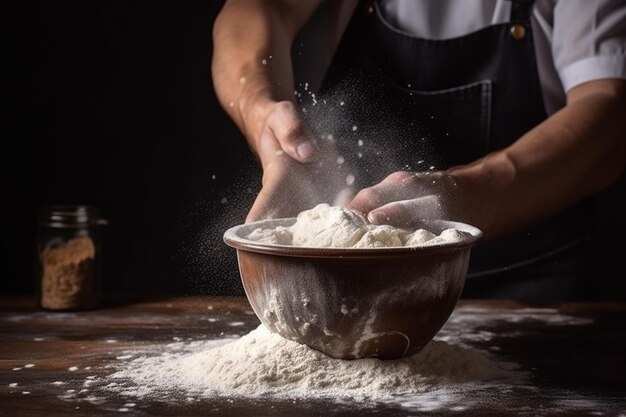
[19,306,608,413]
[244,203,469,248]
[106,324,518,401]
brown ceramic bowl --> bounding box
[223,218,482,360]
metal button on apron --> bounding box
[510,24,526,40]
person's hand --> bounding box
[248,153,354,222]
[244,99,354,222]
[347,170,464,229]
[247,100,319,166]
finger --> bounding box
[267,101,317,162]
[256,126,284,165]
[246,161,302,223]
[367,196,444,228]
[346,187,381,215]
[246,197,279,223]
[245,165,285,222]
[347,172,421,214]
[246,183,284,223]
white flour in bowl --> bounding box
[244,203,470,248]
[105,324,519,402]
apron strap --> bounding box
[507,0,535,21]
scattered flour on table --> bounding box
[23,305,604,412]
[105,324,519,401]
[244,203,470,248]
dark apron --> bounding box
[307,0,595,302]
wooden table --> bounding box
[1,296,625,416]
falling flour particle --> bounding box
[68,366,79,372]
[24,364,35,368]
[105,324,517,402]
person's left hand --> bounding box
[247,150,355,222]
[347,170,463,229]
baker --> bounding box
[211,0,626,301]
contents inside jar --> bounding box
[40,236,96,310]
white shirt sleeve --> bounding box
[553,0,626,92]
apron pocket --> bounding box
[396,80,492,168]
[312,61,493,186]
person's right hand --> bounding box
[243,99,354,222]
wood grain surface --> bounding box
[1,296,625,416]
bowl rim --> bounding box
[223,218,483,259]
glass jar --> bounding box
[36,205,107,311]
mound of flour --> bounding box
[244,203,469,248]
[107,324,516,401]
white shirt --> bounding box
[380,0,626,114]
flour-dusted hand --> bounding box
[348,170,463,229]
[211,0,359,222]
[246,143,356,222]
[252,100,318,164]
[244,99,351,221]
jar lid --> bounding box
[38,205,108,228]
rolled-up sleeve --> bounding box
[553,0,626,92]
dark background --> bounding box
[0,0,332,297]
[1,1,257,296]
[1,1,624,300]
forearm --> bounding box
[211,0,320,150]
[449,80,626,240]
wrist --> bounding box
[237,78,285,148]
[446,152,516,239]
